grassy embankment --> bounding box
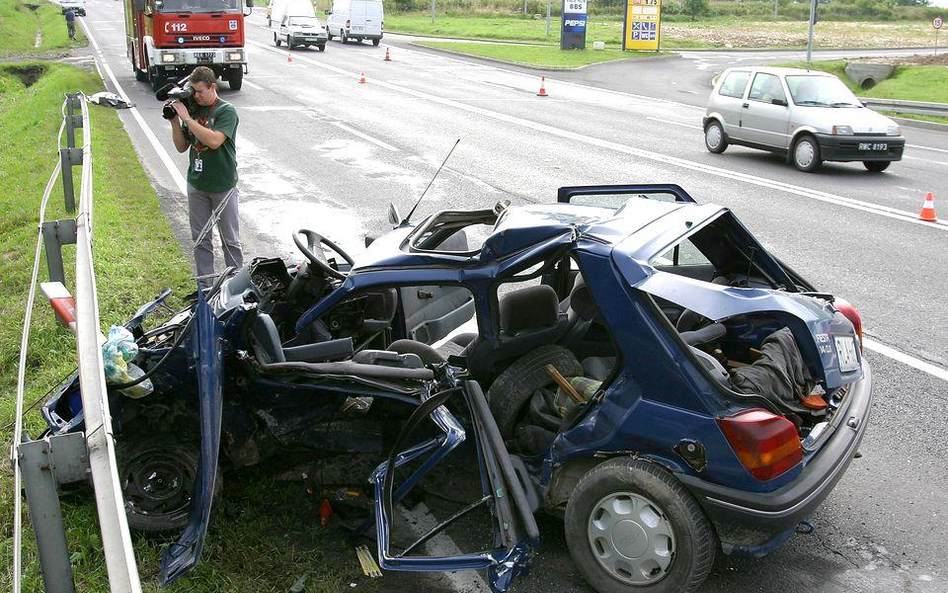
[0,0,85,57]
[0,60,367,593]
[778,60,948,124]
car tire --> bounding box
[117,434,222,538]
[565,458,716,593]
[373,38,380,46]
[792,135,822,173]
[341,31,348,44]
[287,38,294,50]
[704,120,727,154]
[487,344,583,440]
[863,161,890,173]
[327,31,333,41]
[318,44,326,51]
[274,33,281,47]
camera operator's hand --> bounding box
[170,100,191,122]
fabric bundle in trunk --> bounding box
[729,327,816,414]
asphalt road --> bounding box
[76,4,948,592]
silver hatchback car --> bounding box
[704,66,905,173]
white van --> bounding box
[269,0,315,27]
[326,0,383,46]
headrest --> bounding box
[568,276,600,322]
[500,284,559,335]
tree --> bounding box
[683,0,709,21]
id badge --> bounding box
[193,157,203,173]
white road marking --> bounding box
[247,39,948,233]
[904,155,948,167]
[399,503,492,593]
[647,116,699,129]
[907,143,948,155]
[330,122,399,151]
[864,338,948,383]
[80,18,187,194]
[243,79,265,90]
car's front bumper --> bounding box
[678,359,872,556]
[815,134,904,162]
[289,33,328,44]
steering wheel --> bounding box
[293,229,354,281]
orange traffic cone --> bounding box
[918,192,938,222]
[537,76,548,97]
[286,51,293,63]
[359,72,366,84]
[384,47,391,62]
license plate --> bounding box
[858,142,888,151]
[834,336,859,372]
[195,52,214,63]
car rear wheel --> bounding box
[704,120,727,154]
[565,458,715,593]
[318,44,326,52]
[487,344,583,439]
[792,135,822,172]
[373,38,380,46]
[863,161,890,173]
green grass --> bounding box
[0,0,85,57]
[0,62,369,592]
[415,40,663,68]
[777,60,948,124]
[387,13,627,44]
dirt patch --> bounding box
[2,64,47,87]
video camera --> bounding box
[157,77,195,120]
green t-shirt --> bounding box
[184,99,238,193]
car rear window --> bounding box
[718,71,750,98]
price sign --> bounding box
[624,0,662,51]
[934,15,943,30]
[565,0,587,12]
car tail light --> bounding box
[717,409,802,481]
[833,297,863,351]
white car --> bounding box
[60,0,86,16]
[274,15,328,51]
[704,66,905,172]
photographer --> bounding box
[168,66,243,284]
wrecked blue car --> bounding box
[43,184,871,593]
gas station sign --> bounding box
[561,0,588,49]
[623,0,662,51]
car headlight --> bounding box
[227,51,243,61]
[887,125,901,136]
[832,125,854,135]
[161,53,180,63]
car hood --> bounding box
[794,105,896,134]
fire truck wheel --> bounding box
[150,70,164,93]
[226,69,243,91]
[135,68,147,82]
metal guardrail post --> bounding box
[41,218,77,285]
[17,433,90,593]
[61,93,83,213]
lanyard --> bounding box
[193,99,219,154]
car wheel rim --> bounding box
[122,450,194,517]
[587,492,676,586]
[706,125,722,149]
[795,141,815,168]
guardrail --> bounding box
[11,93,142,593]
[859,97,948,119]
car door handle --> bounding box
[742,103,749,108]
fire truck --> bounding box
[124,0,253,92]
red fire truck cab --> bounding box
[125,0,253,92]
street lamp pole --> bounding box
[806,0,816,64]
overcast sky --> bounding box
[929,0,948,8]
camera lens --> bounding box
[162,103,177,120]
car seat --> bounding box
[250,311,354,364]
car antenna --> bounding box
[402,138,461,225]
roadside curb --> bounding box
[406,40,676,72]
[891,116,948,133]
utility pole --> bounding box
[806,0,816,64]
[431,0,436,22]
[546,0,551,36]
[774,0,778,19]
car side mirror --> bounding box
[387,203,401,227]
[772,98,788,107]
